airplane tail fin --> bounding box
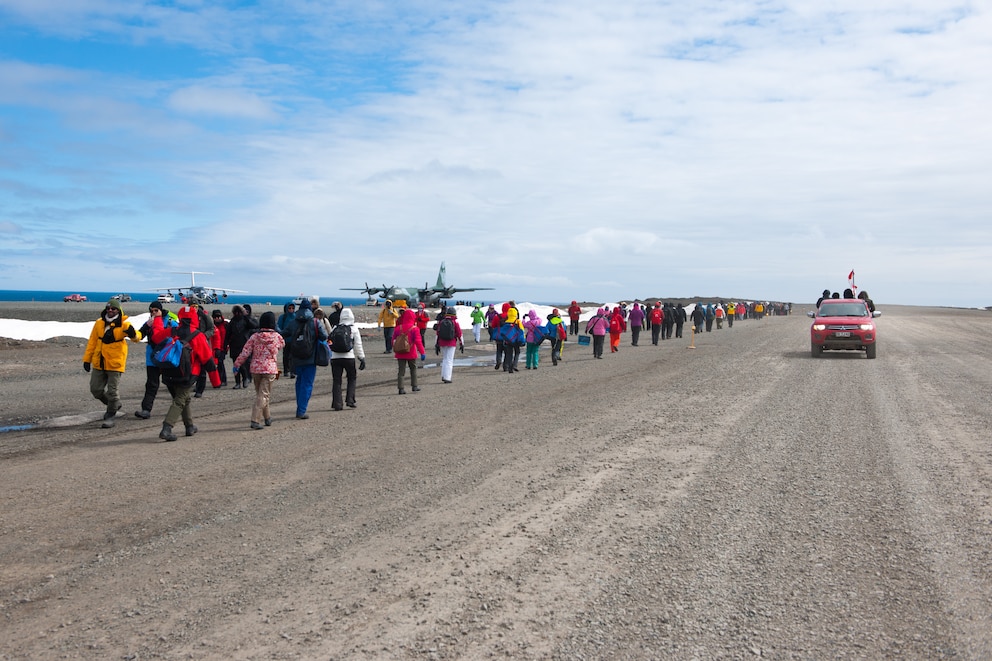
[435,262,446,289]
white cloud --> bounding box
[0,0,990,307]
[168,85,277,120]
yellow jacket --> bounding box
[83,315,140,372]
[377,306,399,328]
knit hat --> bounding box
[148,301,163,311]
[259,311,277,329]
[299,298,312,311]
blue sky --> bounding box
[1,0,989,307]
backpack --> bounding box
[556,322,567,340]
[609,316,623,333]
[289,319,316,359]
[329,324,354,353]
[437,317,457,341]
[530,323,546,345]
[153,329,199,384]
[392,329,413,354]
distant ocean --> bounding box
[0,290,372,307]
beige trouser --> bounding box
[252,373,277,423]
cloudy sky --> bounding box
[1,1,989,307]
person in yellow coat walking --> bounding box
[83,298,141,428]
[377,300,400,353]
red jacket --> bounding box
[567,303,582,321]
[151,315,215,377]
[393,310,426,360]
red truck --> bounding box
[63,293,88,302]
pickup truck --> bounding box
[63,293,88,303]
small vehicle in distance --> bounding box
[808,299,881,359]
[157,293,175,303]
[63,293,88,302]
[111,293,132,302]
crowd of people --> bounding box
[83,295,790,442]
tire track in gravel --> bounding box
[556,315,972,659]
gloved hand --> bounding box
[359,358,366,371]
[125,325,137,339]
[83,362,91,373]
[459,343,464,354]
[435,345,440,356]
[420,354,426,361]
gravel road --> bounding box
[1,304,990,659]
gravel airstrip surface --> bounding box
[1,302,991,659]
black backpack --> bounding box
[328,324,354,353]
[289,319,316,359]
[437,317,457,341]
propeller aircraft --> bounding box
[343,262,493,308]
[150,272,246,306]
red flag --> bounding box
[848,270,855,280]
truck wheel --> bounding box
[866,343,877,359]
[811,341,822,358]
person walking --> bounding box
[329,308,366,409]
[585,307,609,359]
[134,301,175,420]
[232,311,285,429]
[608,306,626,353]
[276,301,297,379]
[501,303,525,373]
[414,303,431,346]
[434,307,463,383]
[377,300,400,353]
[546,308,566,365]
[484,304,500,342]
[469,304,485,343]
[150,305,216,441]
[209,309,228,386]
[726,302,736,328]
[523,309,544,370]
[567,301,582,336]
[691,303,705,335]
[283,298,327,419]
[226,305,257,390]
[393,308,425,394]
[674,303,687,338]
[83,298,141,428]
[649,302,663,345]
[628,302,645,346]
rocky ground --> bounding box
[1,303,991,659]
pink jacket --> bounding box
[393,310,426,360]
[233,329,285,375]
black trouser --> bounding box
[494,341,504,369]
[727,316,734,328]
[651,326,661,345]
[549,338,562,364]
[630,326,640,346]
[569,319,579,335]
[705,318,713,332]
[502,342,520,371]
[676,322,684,338]
[383,327,395,352]
[667,322,675,339]
[592,335,605,358]
[140,364,162,413]
[331,357,357,408]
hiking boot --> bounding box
[185,424,198,437]
[264,418,272,426]
[412,386,421,392]
[104,402,122,419]
[159,424,177,442]
[135,409,151,419]
[398,388,406,395]
[296,413,309,419]
[346,402,357,408]
[101,419,115,429]
[250,422,263,430]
